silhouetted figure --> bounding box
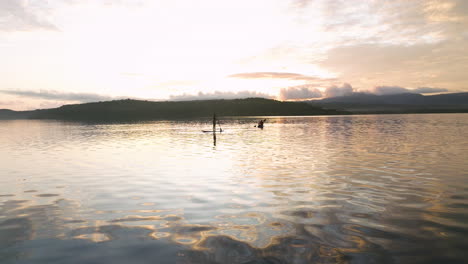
[213,113,216,132]
[213,113,218,146]
[257,119,266,129]
[211,113,223,132]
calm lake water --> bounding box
[1,114,467,264]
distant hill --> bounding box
[0,98,347,121]
[308,92,468,114]
[0,109,33,119]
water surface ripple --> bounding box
[0,114,467,264]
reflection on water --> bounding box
[0,114,467,263]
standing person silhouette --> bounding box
[213,113,216,132]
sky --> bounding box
[1,0,467,110]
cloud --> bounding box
[298,0,468,43]
[0,0,58,31]
[371,86,409,95]
[288,1,468,93]
[290,0,313,9]
[228,72,333,81]
[0,89,120,102]
[279,85,322,100]
[169,91,273,101]
[324,83,354,97]
[320,40,468,91]
[0,100,24,107]
[412,87,448,94]
[370,86,449,95]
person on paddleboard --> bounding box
[212,113,223,132]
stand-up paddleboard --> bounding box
[202,113,223,133]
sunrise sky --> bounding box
[1,0,467,110]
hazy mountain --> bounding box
[0,98,347,121]
[0,109,33,119]
[308,92,468,113]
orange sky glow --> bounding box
[1,0,467,110]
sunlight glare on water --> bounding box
[0,114,467,264]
